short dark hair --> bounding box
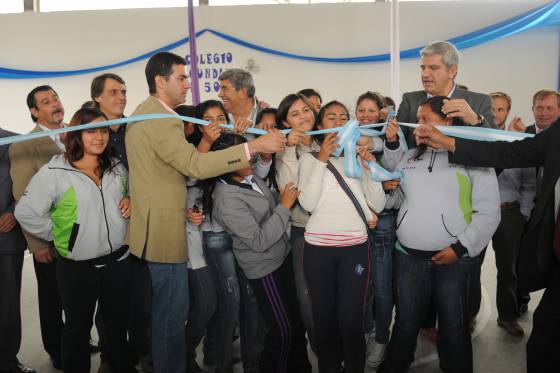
[195,99,229,123]
[145,52,186,94]
[91,73,126,107]
[276,93,314,130]
[81,100,97,109]
[64,108,114,174]
[413,96,462,160]
[384,96,396,108]
[298,88,322,104]
[256,108,277,125]
[26,85,58,122]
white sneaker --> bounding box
[366,342,387,369]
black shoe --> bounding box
[50,357,62,370]
[89,339,100,354]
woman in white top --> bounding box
[274,93,319,352]
[298,101,385,373]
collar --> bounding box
[220,174,253,191]
[427,82,456,99]
[154,96,177,114]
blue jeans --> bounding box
[203,231,262,373]
[383,250,476,373]
[202,231,239,373]
[369,213,395,344]
[147,262,189,373]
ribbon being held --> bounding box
[1,112,534,184]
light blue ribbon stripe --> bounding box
[1,115,537,185]
[0,113,266,146]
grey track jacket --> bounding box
[15,155,128,261]
[212,176,291,280]
[385,147,501,257]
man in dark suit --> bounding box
[415,122,560,373]
[397,41,496,148]
[0,127,35,373]
[9,86,65,370]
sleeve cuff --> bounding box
[451,241,468,258]
[385,139,400,150]
[243,143,251,161]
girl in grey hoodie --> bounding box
[211,132,311,373]
[381,96,501,373]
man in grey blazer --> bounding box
[0,127,35,373]
[397,41,496,148]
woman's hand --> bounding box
[234,118,253,134]
[382,179,400,191]
[367,212,379,229]
[385,118,399,143]
[358,147,376,169]
[317,133,339,163]
[187,207,205,225]
[280,183,300,209]
[201,122,222,145]
[287,129,308,147]
[431,246,459,265]
[119,197,131,219]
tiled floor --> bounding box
[17,246,542,372]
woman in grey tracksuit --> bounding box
[14,108,134,373]
[211,132,311,373]
[380,97,501,373]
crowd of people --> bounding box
[0,40,559,373]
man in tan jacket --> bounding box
[126,51,286,373]
[9,86,65,370]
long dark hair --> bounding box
[412,96,462,160]
[64,108,115,175]
[175,104,199,145]
[201,133,247,220]
[255,107,280,192]
[276,93,315,131]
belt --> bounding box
[500,201,520,209]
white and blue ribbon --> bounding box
[1,113,535,185]
[0,113,268,146]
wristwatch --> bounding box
[476,113,485,125]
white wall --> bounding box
[0,0,556,134]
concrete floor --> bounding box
[17,246,542,373]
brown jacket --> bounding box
[125,96,250,263]
[9,125,62,253]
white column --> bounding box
[390,0,401,108]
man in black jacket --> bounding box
[414,121,560,373]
